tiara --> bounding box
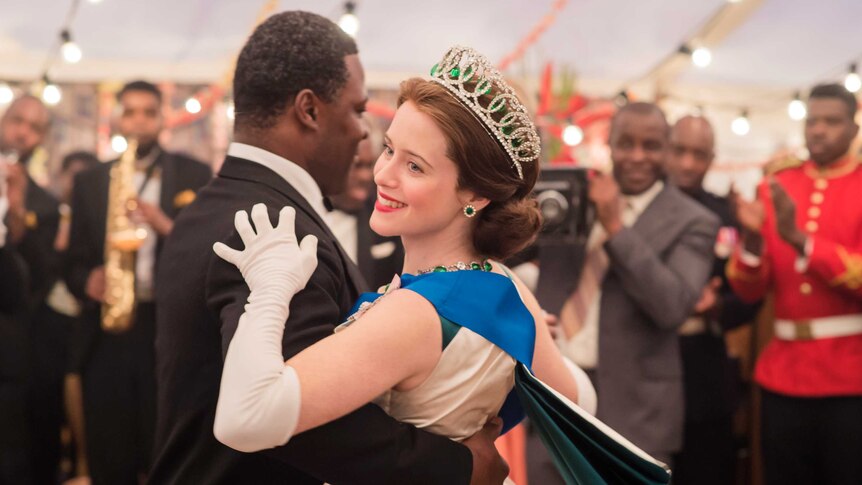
[429,46,541,179]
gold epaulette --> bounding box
[763,155,802,176]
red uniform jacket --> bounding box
[727,157,862,397]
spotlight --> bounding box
[679,45,711,68]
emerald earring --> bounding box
[463,204,477,218]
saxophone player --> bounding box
[64,81,211,485]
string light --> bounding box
[562,124,584,146]
[845,63,861,93]
[226,101,235,120]
[185,97,202,114]
[87,0,104,3]
[338,2,359,37]
[111,135,128,153]
[788,92,807,121]
[0,83,13,105]
[691,47,712,68]
[41,77,62,105]
[731,110,750,136]
[679,45,712,68]
[60,30,82,64]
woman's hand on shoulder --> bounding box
[213,203,318,295]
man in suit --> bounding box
[0,170,36,484]
[328,118,405,288]
[557,102,719,464]
[64,80,212,485]
[151,11,506,485]
[665,115,761,484]
[0,95,60,310]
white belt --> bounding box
[678,317,707,336]
[774,314,862,341]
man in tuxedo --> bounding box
[665,115,761,484]
[557,102,719,464]
[328,118,404,288]
[64,80,211,485]
[1,94,59,484]
[152,11,506,485]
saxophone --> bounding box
[102,139,146,333]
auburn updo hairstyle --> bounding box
[397,78,541,260]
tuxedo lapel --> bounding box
[158,151,178,218]
[219,156,367,296]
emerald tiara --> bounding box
[429,46,541,180]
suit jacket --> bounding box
[355,200,404,289]
[64,151,212,363]
[7,176,60,311]
[680,189,760,422]
[595,183,719,455]
[150,156,471,485]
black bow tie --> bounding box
[322,197,334,212]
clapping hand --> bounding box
[729,184,765,256]
[588,171,624,236]
[214,204,318,296]
[769,179,807,255]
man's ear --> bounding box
[293,89,320,130]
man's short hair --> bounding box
[809,83,858,120]
[232,11,358,130]
[611,102,670,138]
[117,80,162,104]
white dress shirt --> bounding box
[227,143,330,222]
[326,209,359,263]
[562,181,664,369]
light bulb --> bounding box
[88,0,104,3]
[845,72,861,93]
[185,97,202,114]
[111,135,128,153]
[0,83,13,105]
[338,13,359,37]
[731,112,750,136]
[788,97,806,121]
[691,47,712,68]
[62,40,82,64]
[562,124,584,146]
[42,83,62,105]
[226,102,235,120]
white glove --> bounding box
[212,204,318,452]
[213,203,318,297]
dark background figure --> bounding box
[27,151,99,485]
[1,94,60,485]
[151,11,501,485]
[665,115,761,485]
[64,81,211,485]
[0,159,35,484]
[328,118,405,289]
[556,102,719,465]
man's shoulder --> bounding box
[662,185,721,233]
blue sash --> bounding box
[349,270,535,432]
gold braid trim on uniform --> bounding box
[726,258,762,282]
[830,246,862,290]
[764,155,802,176]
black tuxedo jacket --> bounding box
[150,156,471,485]
[64,151,211,362]
[6,176,60,310]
